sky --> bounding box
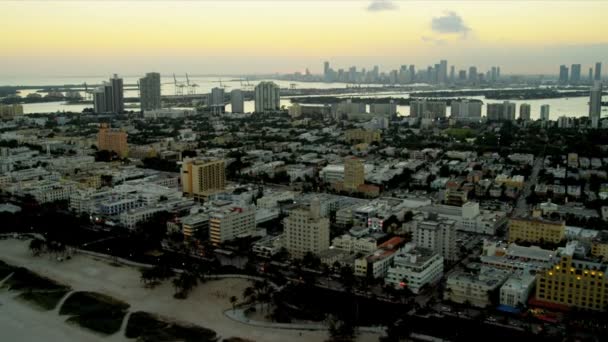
[1,0,608,77]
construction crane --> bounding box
[185,73,199,95]
[212,78,230,89]
[173,74,185,96]
[83,82,93,101]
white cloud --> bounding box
[431,11,470,36]
[367,0,398,12]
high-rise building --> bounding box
[93,83,113,114]
[570,64,581,84]
[209,204,255,245]
[540,104,550,121]
[230,89,244,113]
[97,123,128,157]
[410,99,447,118]
[449,65,455,83]
[438,60,448,84]
[486,101,516,121]
[344,156,365,191]
[559,65,569,85]
[491,66,498,83]
[595,62,602,81]
[208,87,225,114]
[0,104,24,119]
[468,66,478,84]
[139,72,161,112]
[254,81,280,113]
[458,70,467,82]
[413,217,457,261]
[589,81,603,129]
[589,67,594,82]
[519,103,531,121]
[283,198,330,258]
[110,74,124,113]
[450,100,482,121]
[181,158,226,200]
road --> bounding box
[514,155,544,217]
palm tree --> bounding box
[229,295,238,312]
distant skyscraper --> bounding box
[595,62,602,81]
[468,66,478,84]
[496,67,501,80]
[139,72,161,112]
[570,64,581,84]
[449,65,455,83]
[230,89,244,113]
[589,81,603,129]
[458,70,467,82]
[208,87,225,114]
[254,81,280,113]
[110,74,124,113]
[540,104,550,121]
[519,103,531,121]
[491,66,498,83]
[559,65,569,85]
[439,60,448,84]
[409,65,415,82]
[589,67,594,82]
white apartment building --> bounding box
[209,203,256,245]
[257,191,295,209]
[444,266,511,307]
[283,198,330,258]
[500,272,536,309]
[386,244,444,294]
[332,234,377,254]
[120,206,166,229]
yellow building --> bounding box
[591,232,608,260]
[0,104,24,119]
[97,123,128,157]
[344,156,364,191]
[508,215,565,244]
[345,129,381,145]
[536,255,608,311]
[181,158,226,200]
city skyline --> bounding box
[2,1,608,76]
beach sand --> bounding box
[0,239,380,342]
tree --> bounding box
[230,295,238,312]
[173,271,198,299]
[29,238,45,256]
[326,315,356,342]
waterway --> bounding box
[2,75,606,120]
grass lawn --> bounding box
[444,127,476,140]
[0,260,16,279]
[61,291,130,335]
[17,290,70,311]
[126,311,218,342]
[2,267,70,292]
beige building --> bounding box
[181,158,226,200]
[344,157,364,191]
[508,214,565,244]
[283,197,330,258]
[97,123,128,157]
[209,204,255,245]
[345,129,381,144]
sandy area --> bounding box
[0,239,380,342]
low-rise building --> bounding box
[444,266,511,308]
[385,244,444,294]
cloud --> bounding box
[431,11,470,36]
[367,0,398,12]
